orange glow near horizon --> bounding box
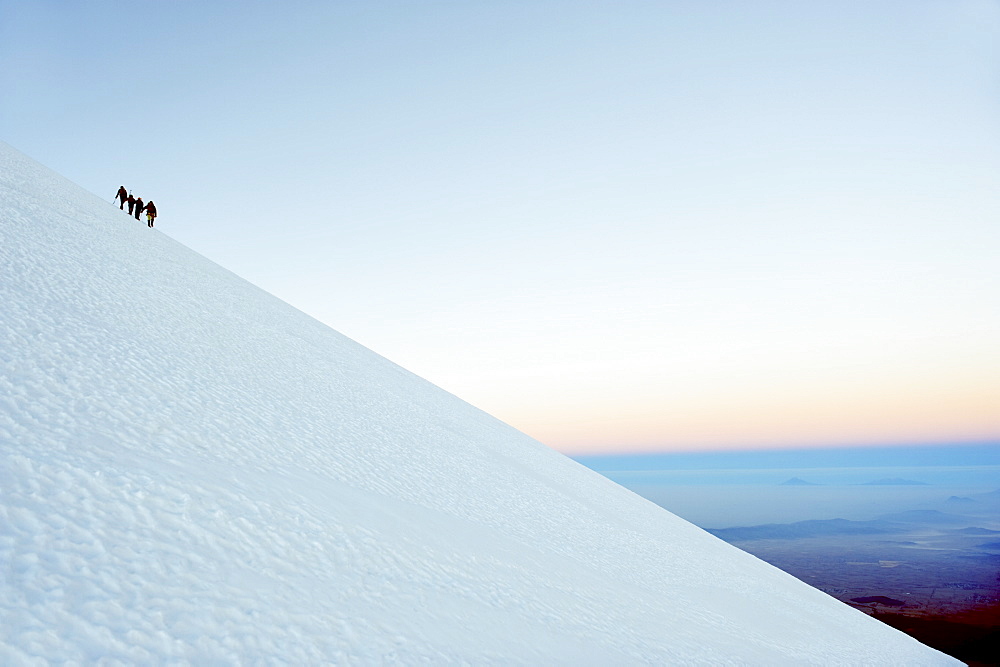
[498,369,1000,456]
[402,286,1000,458]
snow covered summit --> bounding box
[0,142,956,664]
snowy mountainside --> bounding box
[0,142,956,663]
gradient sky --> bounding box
[3,1,998,454]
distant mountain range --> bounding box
[709,510,983,541]
[709,518,900,541]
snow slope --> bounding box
[0,142,956,664]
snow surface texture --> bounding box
[0,141,957,664]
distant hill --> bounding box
[710,510,985,541]
[862,478,929,485]
[780,477,820,486]
[708,518,900,541]
[876,510,971,525]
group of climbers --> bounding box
[115,186,157,227]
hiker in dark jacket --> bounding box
[134,197,144,221]
[145,200,157,227]
[115,186,128,210]
[127,193,136,215]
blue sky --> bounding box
[3,1,998,453]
